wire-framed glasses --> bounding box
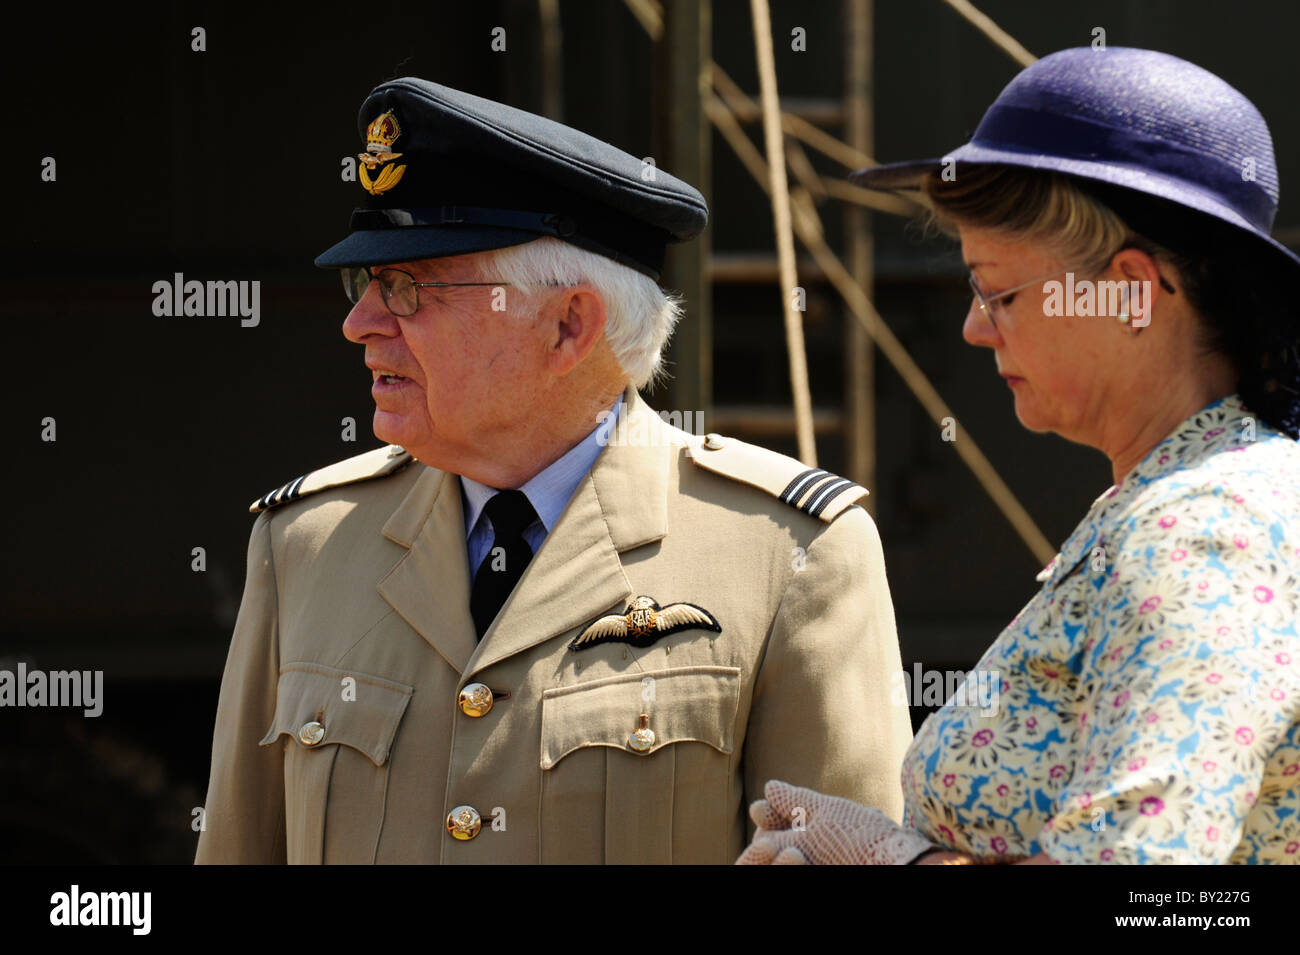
[341,266,536,317]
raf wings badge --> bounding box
[359,110,407,196]
[568,595,721,651]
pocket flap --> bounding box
[540,665,741,769]
[259,662,413,767]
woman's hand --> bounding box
[736,779,936,865]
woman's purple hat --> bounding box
[850,46,1298,273]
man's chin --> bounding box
[372,409,419,450]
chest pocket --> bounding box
[260,662,413,864]
[538,665,741,864]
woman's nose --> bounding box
[963,298,1001,348]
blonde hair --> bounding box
[471,236,684,390]
[923,166,1151,276]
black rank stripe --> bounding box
[285,474,308,501]
[807,478,858,517]
[795,473,842,510]
[780,468,828,505]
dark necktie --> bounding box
[469,490,539,639]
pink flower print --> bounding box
[1216,626,1232,637]
[1100,848,1115,861]
[1127,756,1147,772]
[1277,652,1292,666]
[1286,842,1299,856]
[1144,711,1159,723]
[1171,549,1187,561]
[1158,454,1170,465]
[1206,672,1223,685]
[1139,596,1162,615]
[1114,690,1131,708]
[1139,796,1164,816]
[1204,427,1225,440]
[942,773,956,788]
[1282,763,1298,777]
[1196,580,1209,591]
[1234,726,1255,746]
[991,836,1008,854]
[1232,494,1245,503]
[1270,688,1286,702]
[1026,717,1038,730]
[1084,755,1096,773]
[1049,764,1067,780]
[1078,792,1092,810]
[1207,826,1219,842]
[1253,585,1274,603]
[1158,515,1177,529]
[1202,760,1217,773]
[938,824,955,843]
[1109,645,1126,663]
[997,784,1010,798]
[1246,791,1257,808]
[1233,534,1249,549]
[972,729,993,748]
[1159,638,1175,650]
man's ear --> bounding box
[547,286,607,376]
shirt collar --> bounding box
[459,399,622,539]
[1038,392,1259,584]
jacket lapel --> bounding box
[377,466,479,674]
[465,388,678,678]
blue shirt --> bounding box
[461,400,621,581]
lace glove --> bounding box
[736,779,937,865]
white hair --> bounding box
[470,236,684,390]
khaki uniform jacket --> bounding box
[196,389,913,864]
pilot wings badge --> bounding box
[358,110,407,196]
[568,595,721,651]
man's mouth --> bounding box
[373,369,408,385]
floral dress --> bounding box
[901,394,1300,863]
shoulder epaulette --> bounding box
[686,433,868,522]
[250,445,414,514]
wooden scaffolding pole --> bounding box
[749,0,817,466]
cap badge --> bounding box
[358,109,406,196]
[568,595,721,651]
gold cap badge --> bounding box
[358,110,406,195]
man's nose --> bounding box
[962,298,1001,348]
[341,284,400,343]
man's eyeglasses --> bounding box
[342,266,535,317]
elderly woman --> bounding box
[740,47,1300,865]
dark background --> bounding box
[2,0,1296,862]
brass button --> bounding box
[703,433,726,450]
[298,720,325,746]
[446,805,482,840]
[628,714,655,754]
[458,683,494,717]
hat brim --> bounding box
[314,225,544,269]
[849,145,1300,273]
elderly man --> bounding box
[195,78,912,864]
